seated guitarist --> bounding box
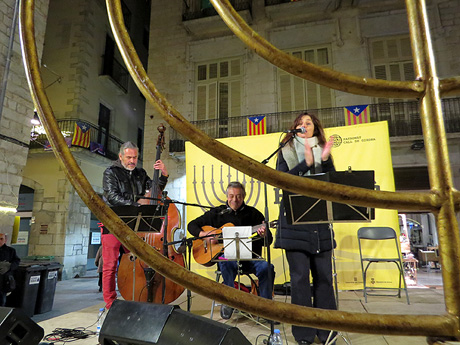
[188,181,275,320]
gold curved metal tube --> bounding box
[406,0,460,317]
[210,0,423,99]
[20,0,457,336]
[213,0,460,99]
[19,0,460,339]
[439,77,460,97]
[103,0,460,339]
[105,0,436,213]
[453,190,460,209]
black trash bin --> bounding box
[6,263,44,317]
[35,262,61,314]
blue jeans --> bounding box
[218,259,275,299]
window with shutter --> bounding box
[229,80,241,136]
[293,76,305,110]
[208,82,217,120]
[279,73,292,112]
[197,65,207,81]
[219,82,229,119]
[230,81,241,117]
[277,45,334,112]
[374,65,387,80]
[195,58,242,123]
[230,59,240,76]
[209,63,218,79]
[220,61,229,78]
[370,35,415,124]
[196,85,207,121]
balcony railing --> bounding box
[169,97,460,152]
[182,0,251,21]
[29,119,128,161]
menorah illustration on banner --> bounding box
[191,164,266,212]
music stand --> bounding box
[217,226,264,285]
[222,226,253,261]
[110,205,166,303]
[283,170,375,345]
[110,205,165,232]
[214,227,267,328]
[283,170,375,225]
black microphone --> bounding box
[284,127,306,134]
[219,207,232,215]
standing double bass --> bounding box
[117,125,185,304]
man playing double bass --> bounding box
[102,141,168,309]
[188,181,275,320]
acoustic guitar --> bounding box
[192,222,272,266]
[192,223,233,267]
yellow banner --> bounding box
[326,122,399,289]
[185,121,399,289]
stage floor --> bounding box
[33,269,448,345]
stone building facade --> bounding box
[19,0,150,279]
[0,0,49,238]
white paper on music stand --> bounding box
[222,226,252,260]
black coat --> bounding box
[188,203,272,258]
[102,160,167,207]
[275,150,336,254]
[0,244,20,292]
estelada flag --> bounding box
[72,121,91,148]
[344,105,370,125]
[247,115,266,135]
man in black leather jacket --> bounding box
[101,141,168,309]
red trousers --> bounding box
[101,233,128,309]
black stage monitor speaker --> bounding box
[99,300,251,345]
[0,307,44,345]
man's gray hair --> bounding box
[119,141,138,156]
[226,181,246,197]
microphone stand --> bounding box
[168,232,220,311]
[160,191,169,304]
[261,134,295,341]
[261,133,294,166]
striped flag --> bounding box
[247,115,266,136]
[344,105,370,126]
[72,121,91,148]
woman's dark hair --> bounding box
[281,111,327,147]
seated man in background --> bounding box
[0,233,20,306]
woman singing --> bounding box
[275,112,337,345]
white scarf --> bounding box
[293,136,322,175]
